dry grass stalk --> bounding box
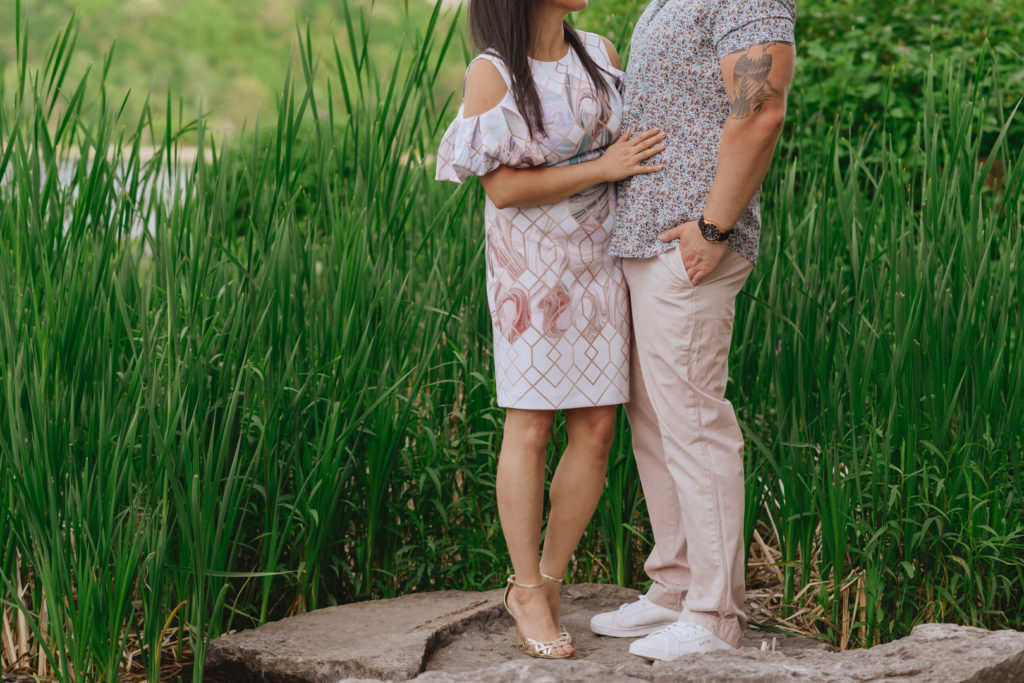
[36,594,47,678]
[3,605,18,669]
[856,573,868,647]
[15,559,28,656]
[746,518,869,649]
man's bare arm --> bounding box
[657,41,795,285]
[727,42,783,119]
[701,41,795,230]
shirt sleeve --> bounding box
[712,0,796,61]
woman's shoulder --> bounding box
[463,55,510,118]
[469,50,512,80]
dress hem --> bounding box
[496,395,630,410]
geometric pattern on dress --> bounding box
[437,31,631,409]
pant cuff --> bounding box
[645,582,686,612]
[680,609,744,649]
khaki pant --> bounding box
[622,246,753,649]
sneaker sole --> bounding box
[589,619,679,638]
[629,638,735,660]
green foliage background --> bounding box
[0,0,468,134]
[1,1,1022,681]
[6,0,1021,143]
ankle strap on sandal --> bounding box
[507,574,544,589]
[540,572,564,584]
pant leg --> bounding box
[624,327,690,611]
[622,247,753,648]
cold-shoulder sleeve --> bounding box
[435,103,549,184]
[435,59,548,184]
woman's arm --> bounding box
[464,57,664,210]
[482,128,664,208]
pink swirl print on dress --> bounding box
[495,284,532,342]
[487,216,527,279]
[569,181,611,231]
[565,74,614,146]
[576,290,606,343]
[538,284,572,341]
[494,127,547,169]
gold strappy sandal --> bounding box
[504,575,573,659]
[541,571,572,644]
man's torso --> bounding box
[608,0,796,265]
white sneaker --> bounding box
[589,594,682,637]
[629,621,736,660]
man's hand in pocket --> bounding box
[658,221,729,285]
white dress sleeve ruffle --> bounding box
[435,58,549,184]
[435,99,550,183]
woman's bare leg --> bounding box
[497,408,573,656]
[539,405,617,622]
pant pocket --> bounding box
[659,246,692,287]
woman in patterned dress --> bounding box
[436,0,665,658]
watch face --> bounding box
[699,216,729,241]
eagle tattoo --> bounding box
[730,47,779,119]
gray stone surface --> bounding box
[204,584,1024,682]
[205,589,506,681]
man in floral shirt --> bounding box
[591,0,797,660]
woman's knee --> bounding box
[567,407,617,456]
[502,409,555,454]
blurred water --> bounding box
[1,154,190,238]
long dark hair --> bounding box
[468,0,611,137]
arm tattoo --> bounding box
[729,43,782,119]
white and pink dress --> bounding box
[436,31,630,410]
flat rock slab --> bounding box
[422,583,829,674]
[205,584,1024,682]
[416,624,1024,683]
[205,589,505,681]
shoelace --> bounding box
[616,595,651,613]
[652,621,704,639]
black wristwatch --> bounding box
[698,214,731,242]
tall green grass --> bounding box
[735,60,1024,644]
[1,1,1022,680]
